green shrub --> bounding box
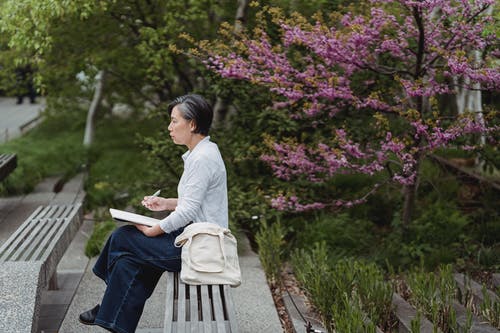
[480,285,500,329]
[293,213,377,260]
[418,159,460,204]
[85,116,161,209]
[255,220,285,285]
[411,202,468,256]
[292,243,393,332]
[0,114,87,195]
[291,242,336,328]
[332,294,377,333]
[382,202,469,270]
[405,264,472,332]
[85,220,116,258]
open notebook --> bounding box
[109,208,160,227]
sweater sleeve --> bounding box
[159,157,212,233]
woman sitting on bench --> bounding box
[79,94,228,333]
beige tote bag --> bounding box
[174,222,241,287]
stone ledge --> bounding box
[0,261,44,333]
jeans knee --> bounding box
[110,225,136,244]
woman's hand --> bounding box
[141,196,178,211]
[135,224,164,237]
[141,196,165,211]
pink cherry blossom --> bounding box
[205,0,498,212]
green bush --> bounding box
[405,264,473,332]
[255,220,285,285]
[332,294,378,333]
[418,159,460,205]
[85,220,117,258]
[480,285,500,329]
[411,202,469,246]
[293,213,377,260]
[291,243,393,332]
[381,202,469,270]
[291,242,336,328]
[85,116,162,209]
[0,113,87,195]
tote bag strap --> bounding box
[186,231,227,273]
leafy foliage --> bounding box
[0,0,238,115]
[381,201,470,270]
[203,0,499,228]
[292,213,377,259]
[0,111,87,195]
[255,220,285,285]
[291,243,393,331]
[85,219,116,258]
[405,264,473,332]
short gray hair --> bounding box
[167,94,213,135]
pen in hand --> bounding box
[142,190,161,209]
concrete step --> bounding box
[33,176,61,193]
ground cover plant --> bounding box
[0,110,87,195]
[405,264,472,332]
[456,274,500,329]
[291,242,394,331]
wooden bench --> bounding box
[0,153,17,181]
[0,203,83,333]
[163,272,238,333]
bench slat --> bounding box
[0,206,49,261]
[0,153,17,181]
[0,205,81,263]
[164,272,238,333]
[164,272,175,333]
[178,277,186,332]
[18,206,67,261]
[200,284,212,332]
[7,206,63,261]
[18,216,61,261]
[212,285,227,333]
[189,285,198,333]
[32,205,78,262]
[223,285,238,333]
[38,204,81,262]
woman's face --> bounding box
[168,106,194,146]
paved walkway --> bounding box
[0,96,45,143]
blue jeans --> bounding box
[92,225,184,333]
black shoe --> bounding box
[79,304,100,325]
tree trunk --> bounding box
[234,0,249,34]
[401,153,422,228]
[83,70,106,147]
[454,5,491,147]
[212,96,229,128]
[213,0,249,128]
[402,183,417,228]
[469,50,486,146]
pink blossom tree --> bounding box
[204,0,499,226]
